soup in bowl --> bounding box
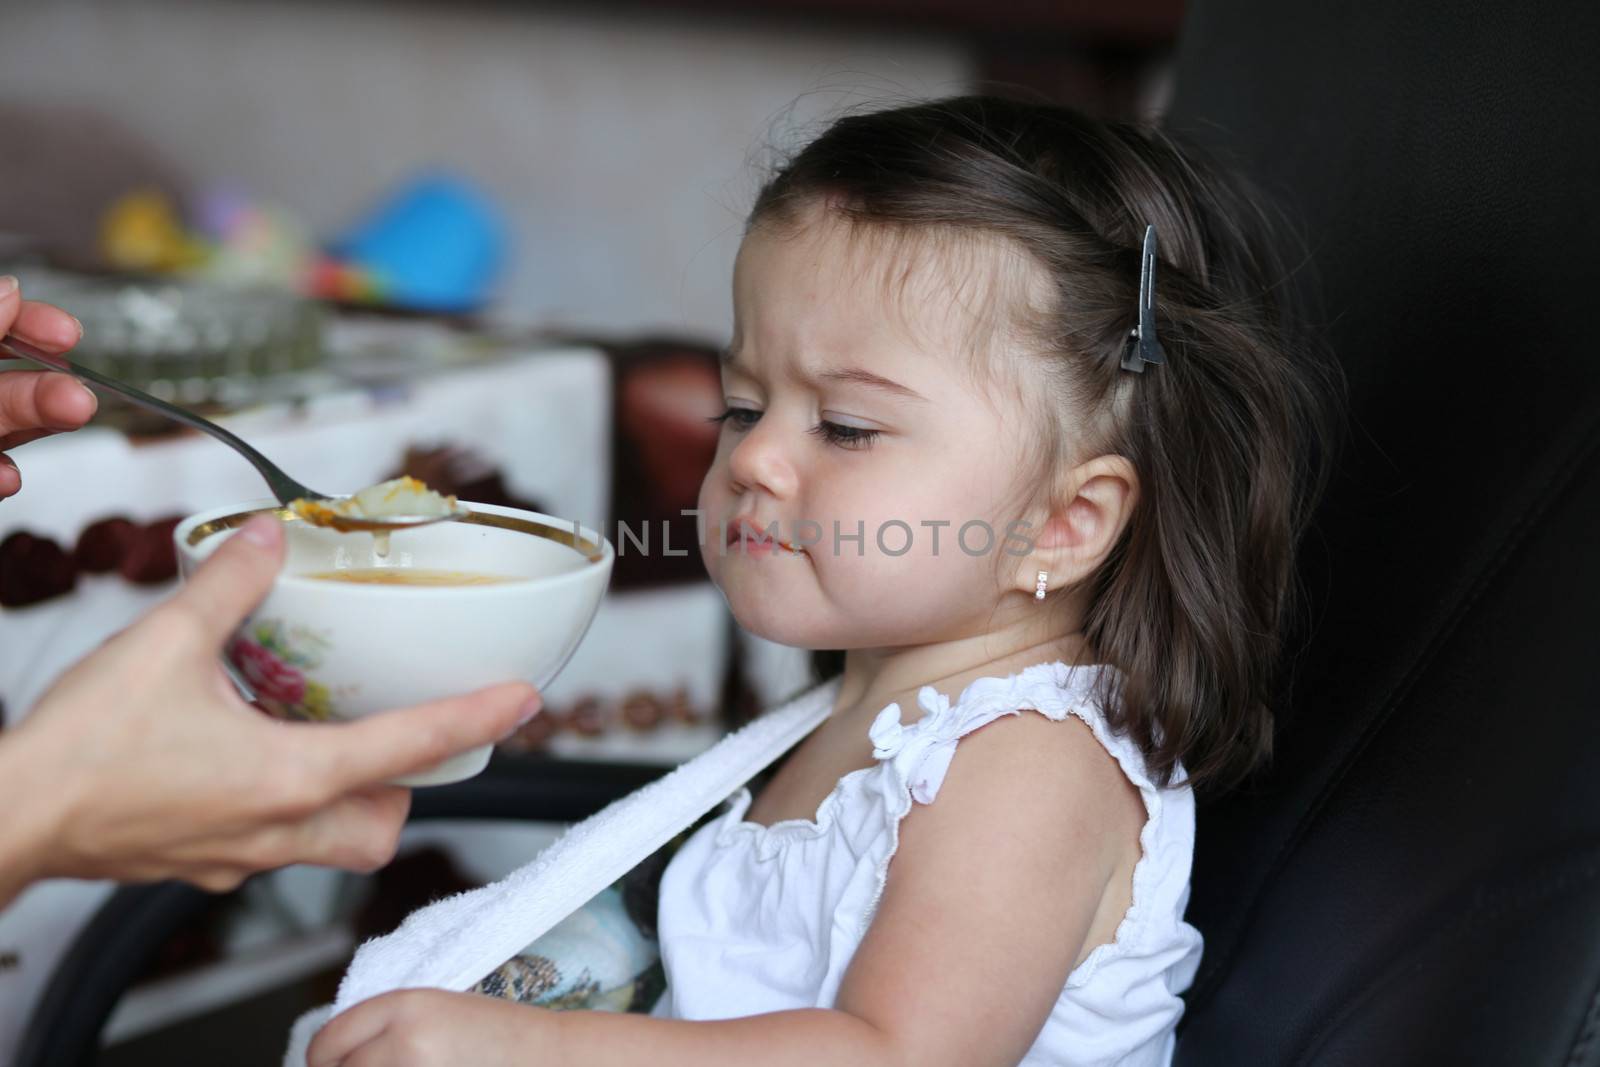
[174,499,614,785]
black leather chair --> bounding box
[22,2,1600,1063]
[1165,1,1600,1063]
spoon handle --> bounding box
[0,332,321,506]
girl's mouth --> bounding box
[726,516,803,554]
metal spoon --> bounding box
[0,332,466,531]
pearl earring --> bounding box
[1035,570,1048,601]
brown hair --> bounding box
[755,94,1338,793]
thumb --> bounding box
[173,516,286,645]
[312,681,541,790]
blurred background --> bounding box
[0,0,1177,1061]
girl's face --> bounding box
[699,207,1047,652]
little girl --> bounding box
[309,94,1331,1067]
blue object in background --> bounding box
[331,172,508,313]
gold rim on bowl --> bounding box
[184,506,608,564]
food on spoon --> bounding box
[289,476,460,529]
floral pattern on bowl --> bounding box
[227,619,339,721]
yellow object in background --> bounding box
[100,189,209,273]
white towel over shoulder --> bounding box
[282,683,833,1067]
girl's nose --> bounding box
[725,418,798,500]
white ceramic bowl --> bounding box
[174,500,614,785]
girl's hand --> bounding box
[0,276,94,498]
[308,990,563,1067]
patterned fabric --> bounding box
[467,819,712,1015]
[471,883,665,1013]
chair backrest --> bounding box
[1163,2,1600,1063]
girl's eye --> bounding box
[707,407,880,450]
[809,420,881,450]
[707,406,761,431]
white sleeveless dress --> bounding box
[649,660,1204,1066]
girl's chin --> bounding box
[721,590,824,648]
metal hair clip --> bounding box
[1120,224,1167,373]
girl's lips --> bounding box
[726,517,802,553]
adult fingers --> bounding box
[0,428,58,451]
[0,278,83,351]
[184,866,253,895]
[11,297,85,352]
[0,370,97,438]
[311,682,540,792]
[160,517,285,646]
[135,782,407,883]
[278,786,411,872]
[0,452,16,498]
[0,275,16,335]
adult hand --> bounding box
[0,275,97,498]
[0,516,542,906]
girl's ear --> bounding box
[1014,455,1140,597]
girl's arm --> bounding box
[830,710,1140,1066]
[308,992,898,1067]
[310,711,1135,1067]
[552,1005,896,1065]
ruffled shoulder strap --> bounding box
[866,661,1143,805]
[858,660,1195,990]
